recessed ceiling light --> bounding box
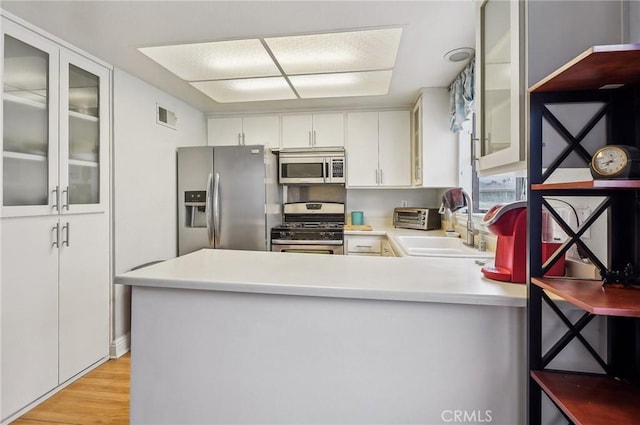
[190,77,296,103]
[265,28,402,75]
[443,47,474,63]
[138,27,403,103]
[290,71,392,99]
[139,39,280,80]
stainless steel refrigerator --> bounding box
[177,145,281,256]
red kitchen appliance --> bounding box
[481,201,565,283]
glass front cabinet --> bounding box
[2,18,109,217]
[475,0,526,176]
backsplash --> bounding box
[346,188,439,219]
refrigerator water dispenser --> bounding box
[184,190,207,228]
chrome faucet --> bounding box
[461,191,474,248]
[441,187,475,248]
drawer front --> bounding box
[346,238,382,254]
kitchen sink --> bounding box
[394,235,494,258]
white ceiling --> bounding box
[1,1,476,115]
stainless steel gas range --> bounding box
[270,202,345,254]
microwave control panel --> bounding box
[331,158,344,177]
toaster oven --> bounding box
[392,207,442,231]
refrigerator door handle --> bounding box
[213,172,221,246]
[206,172,214,247]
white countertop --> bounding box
[116,248,526,308]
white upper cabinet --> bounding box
[475,0,626,177]
[476,0,525,176]
[378,111,411,187]
[208,117,243,146]
[281,113,344,149]
[2,20,59,217]
[346,110,411,188]
[346,112,379,186]
[2,18,110,217]
[208,115,280,149]
[60,50,110,214]
[412,89,458,188]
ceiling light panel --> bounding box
[290,70,393,99]
[190,77,297,103]
[139,39,280,81]
[264,28,402,75]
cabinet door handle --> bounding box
[52,222,60,248]
[62,186,70,210]
[242,133,246,145]
[356,245,373,248]
[238,133,242,145]
[308,131,312,147]
[375,170,379,184]
[51,186,60,211]
[380,169,384,185]
[313,130,317,147]
[62,222,70,247]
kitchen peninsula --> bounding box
[117,248,526,425]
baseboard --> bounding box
[110,333,130,358]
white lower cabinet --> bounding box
[1,213,109,420]
[381,239,396,257]
[345,236,382,255]
[58,213,110,383]
[345,235,397,257]
[1,216,59,419]
[346,235,399,257]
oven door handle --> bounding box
[271,239,343,246]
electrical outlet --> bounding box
[578,207,591,239]
[401,200,408,207]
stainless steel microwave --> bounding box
[278,149,346,184]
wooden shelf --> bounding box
[530,44,640,93]
[531,180,640,190]
[531,371,640,425]
[532,278,640,317]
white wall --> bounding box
[112,69,206,353]
[631,0,640,42]
[527,0,626,86]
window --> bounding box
[476,176,527,212]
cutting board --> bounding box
[343,224,373,231]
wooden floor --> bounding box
[12,353,130,425]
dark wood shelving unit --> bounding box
[531,371,640,425]
[531,180,640,190]
[528,44,640,424]
[532,278,640,318]
[530,44,640,93]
